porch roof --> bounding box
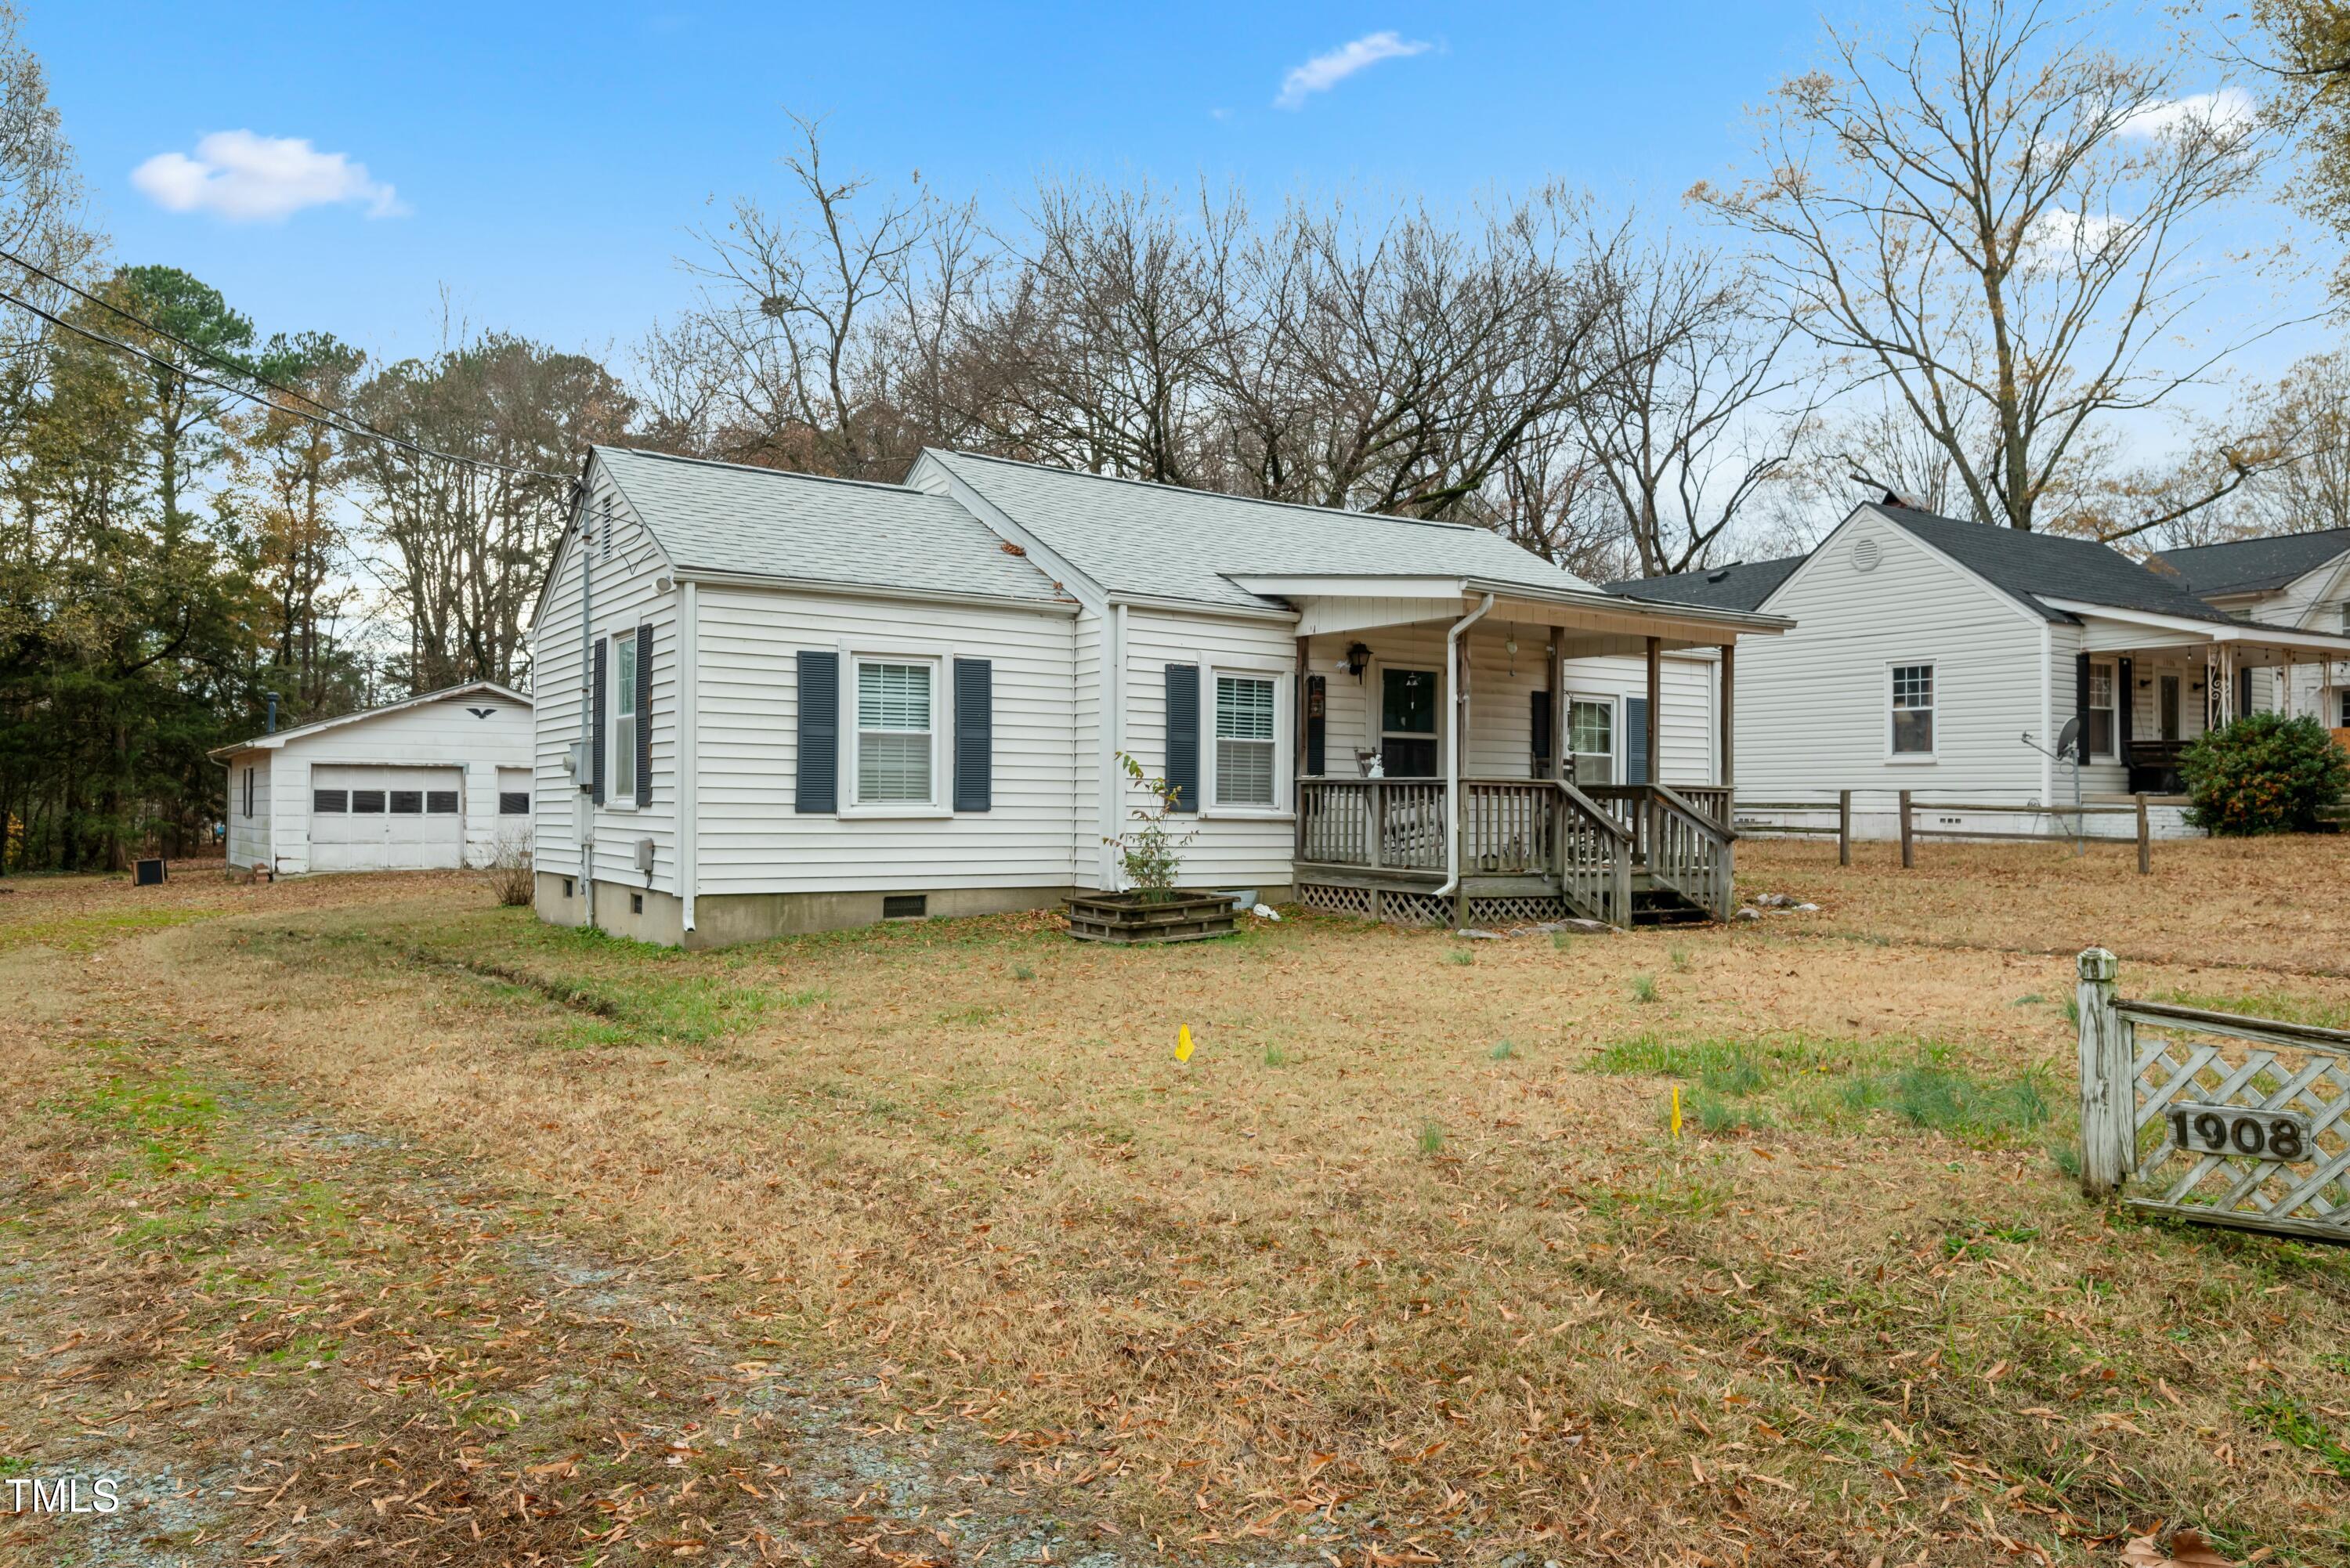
[2046,598,2350,664]
[1223,573,1794,649]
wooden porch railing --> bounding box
[1297,777,1645,926]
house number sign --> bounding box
[2166,1103,2315,1163]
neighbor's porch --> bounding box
[2073,617,2350,795]
[1245,577,1784,928]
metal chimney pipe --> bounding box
[265,692,278,734]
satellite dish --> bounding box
[2055,717,2083,762]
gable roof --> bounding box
[1602,555,1806,613]
[210,680,528,761]
[2153,527,2350,598]
[917,448,1603,612]
[1861,503,2232,625]
[595,446,1068,606]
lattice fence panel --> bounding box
[1379,889,1455,927]
[2077,950,2350,1243]
[1298,883,1373,919]
[2124,1026,2350,1237]
[1466,895,1568,927]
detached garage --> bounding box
[212,681,533,876]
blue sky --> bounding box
[27,1,2283,385]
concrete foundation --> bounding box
[533,873,1082,948]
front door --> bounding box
[1380,667,1438,776]
[2159,675,2181,742]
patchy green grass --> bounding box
[2154,987,2350,1031]
[0,905,215,952]
[1593,1031,2054,1143]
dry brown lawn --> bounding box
[2,842,2348,1566]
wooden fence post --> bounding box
[2135,793,2150,876]
[1837,789,1852,867]
[2075,947,2135,1196]
[1898,789,1914,869]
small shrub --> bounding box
[1630,973,1658,1004]
[1104,751,1196,898]
[483,832,533,907]
[2181,712,2349,836]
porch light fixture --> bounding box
[1343,641,1372,679]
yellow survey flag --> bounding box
[1671,1085,1683,1138]
[1174,1024,1195,1063]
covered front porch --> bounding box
[2069,608,2350,796]
[1240,573,1788,928]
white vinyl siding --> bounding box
[1123,609,1296,887]
[1737,509,2048,800]
[689,585,1076,896]
[529,462,680,893]
[855,659,936,806]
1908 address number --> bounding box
[2166,1102,2316,1163]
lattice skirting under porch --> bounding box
[1298,883,1455,927]
[1466,894,1568,927]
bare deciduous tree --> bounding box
[1694,0,2281,534]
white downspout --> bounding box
[1101,603,1128,891]
[678,579,699,941]
[1434,593,1495,905]
[2038,623,2053,808]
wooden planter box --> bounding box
[1065,891,1238,945]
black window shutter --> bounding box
[953,657,992,811]
[591,639,608,804]
[1531,689,1553,776]
[2117,657,2134,752]
[1305,674,1326,776]
[797,650,838,814]
[635,623,653,807]
[2236,665,2254,721]
[1625,696,1650,786]
[1164,664,1199,813]
[2074,651,2092,761]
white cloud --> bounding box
[1274,31,1430,110]
[131,131,405,222]
[2116,88,2257,143]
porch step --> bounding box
[1629,883,1711,927]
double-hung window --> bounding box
[855,659,935,806]
[1568,698,1615,785]
[2085,661,2117,759]
[1890,663,1935,756]
[612,632,638,804]
[1213,674,1278,807]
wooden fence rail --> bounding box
[1734,789,2157,873]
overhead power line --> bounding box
[0,253,571,482]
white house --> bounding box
[211,681,534,875]
[1608,500,2350,837]
[2155,527,2350,732]
[528,446,1790,946]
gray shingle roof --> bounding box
[595,446,1068,605]
[1868,504,2232,624]
[923,449,1600,611]
[1603,555,1806,613]
[2153,527,2350,598]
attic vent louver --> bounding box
[1853,537,1882,573]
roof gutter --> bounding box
[1466,576,1795,634]
[671,567,1080,617]
[1434,593,1495,909]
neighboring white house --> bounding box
[528,446,1789,946]
[211,681,534,875]
[2155,527,2350,730]
[1607,500,2350,838]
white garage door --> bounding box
[309,765,465,871]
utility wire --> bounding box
[0,258,571,482]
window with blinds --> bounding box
[856,659,934,804]
[1214,674,1277,807]
[613,632,638,803]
